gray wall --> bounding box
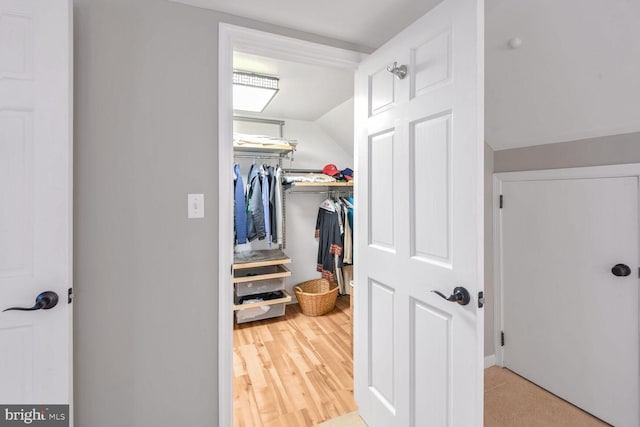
[73,1,364,426]
[494,131,640,172]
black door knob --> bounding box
[2,291,59,312]
[611,264,632,277]
[432,286,471,306]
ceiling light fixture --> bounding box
[233,71,279,113]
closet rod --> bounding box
[286,189,353,195]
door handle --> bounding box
[3,291,59,312]
[611,264,631,277]
[432,286,471,306]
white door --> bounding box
[0,0,72,406]
[354,0,484,425]
[500,177,639,427]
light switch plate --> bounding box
[188,193,204,219]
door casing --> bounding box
[217,23,364,427]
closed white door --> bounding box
[354,0,484,425]
[500,177,639,427]
[0,0,72,405]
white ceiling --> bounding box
[485,0,640,150]
[177,0,640,150]
[233,52,353,121]
[172,0,443,49]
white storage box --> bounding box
[235,277,285,296]
[235,302,286,324]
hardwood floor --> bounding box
[234,298,612,427]
[233,295,357,427]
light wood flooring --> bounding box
[234,298,610,427]
[233,295,356,427]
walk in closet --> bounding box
[231,51,355,315]
[230,50,358,425]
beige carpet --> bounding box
[319,367,610,427]
[485,366,610,427]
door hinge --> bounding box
[499,194,503,209]
[478,291,484,308]
[68,288,73,304]
[231,264,234,276]
[501,331,505,347]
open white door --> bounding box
[354,0,484,425]
[0,0,72,413]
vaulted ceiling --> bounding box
[485,0,640,149]
[172,0,444,49]
[233,52,353,122]
[174,0,640,150]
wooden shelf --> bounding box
[233,264,291,283]
[233,257,291,270]
[233,291,292,311]
[233,142,295,155]
[233,249,291,270]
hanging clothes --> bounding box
[274,166,284,244]
[342,210,352,264]
[233,163,248,244]
[247,163,266,241]
[315,199,344,282]
[341,196,354,264]
[344,196,354,230]
[268,165,278,244]
[260,165,272,247]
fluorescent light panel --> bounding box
[233,71,279,113]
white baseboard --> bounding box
[484,354,496,369]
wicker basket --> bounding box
[294,279,338,316]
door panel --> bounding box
[411,29,452,97]
[412,300,451,426]
[0,326,34,401]
[0,0,72,405]
[501,177,639,427]
[371,68,395,115]
[368,280,395,410]
[0,7,34,79]
[354,0,484,426]
[0,111,33,277]
[369,131,395,249]
[411,113,451,262]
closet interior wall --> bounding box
[234,117,353,300]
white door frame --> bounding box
[217,23,365,427]
[493,162,640,364]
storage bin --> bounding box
[235,302,286,324]
[235,277,285,296]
